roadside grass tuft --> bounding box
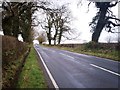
[17,46,47,88]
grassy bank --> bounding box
[43,43,119,61]
[17,46,47,88]
[57,46,119,61]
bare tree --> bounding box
[37,3,73,45]
[78,0,120,43]
[51,4,72,45]
[90,2,120,42]
[39,10,54,45]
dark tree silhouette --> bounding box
[39,4,72,45]
[89,1,120,42]
[52,5,72,45]
[2,2,36,42]
[2,1,52,43]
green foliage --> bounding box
[84,41,101,49]
[17,47,47,88]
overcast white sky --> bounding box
[33,0,119,44]
[0,0,119,43]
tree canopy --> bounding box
[2,2,37,42]
[2,1,53,43]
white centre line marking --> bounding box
[90,64,120,77]
[43,48,56,53]
[60,53,75,60]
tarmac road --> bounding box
[34,44,120,89]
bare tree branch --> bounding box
[62,32,81,40]
[108,2,118,7]
[86,2,92,13]
[107,16,120,22]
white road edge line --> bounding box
[90,64,120,77]
[34,47,59,90]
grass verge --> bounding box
[43,44,119,61]
[17,46,47,88]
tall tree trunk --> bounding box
[12,16,19,38]
[48,38,51,45]
[54,39,56,45]
[48,27,51,45]
[2,17,13,36]
[54,28,58,45]
[58,29,63,44]
[92,7,108,42]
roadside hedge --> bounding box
[2,35,28,63]
[2,35,29,88]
